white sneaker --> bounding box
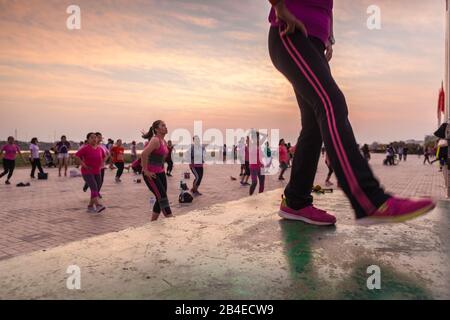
[87,206,97,213]
[96,205,106,213]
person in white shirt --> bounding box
[30,137,46,178]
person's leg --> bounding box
[190,165,199,192]
[258,169,265,193]
[240,164,245,180]
[115,162,124,179]
[325,166,334,183]
[244,162,250,184]
[31,159,37,178]
[167,160,173,175]
[58,156,62,176]
[283,91,322,207]
[37,159,45,174]
[158,173,173,217]
[196,167,204,188]
[98,168,105,192]
[82,174,101,210]
[143,173,172,220]
[278,162,287,180]
[0,159,9,178]
[144,173,161,219]
[1,159,13,181]
[94,174,104,205]
[249,168,258,195]
[63,156,68,176]
[269,27,389,218]
[6,159,15,181]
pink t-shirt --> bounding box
[279,145,289,163]
[75,144,106,175]
[1,144,20,160]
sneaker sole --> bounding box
[278,209,336,226]
[358,203,436,225]
[96,206,106,213]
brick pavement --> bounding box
[0,153,446,261]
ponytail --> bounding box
[142,120,163,140]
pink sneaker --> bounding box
[279,197,336,226]
[362,197,435,224]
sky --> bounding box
[0,0,447,145]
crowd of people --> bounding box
[0,126,292,219]
[0,0,445,226]
[1,124,447,223]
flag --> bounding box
[438,83,445,126]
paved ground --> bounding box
[0,154,446,262]
[0,154,449,299]
[0,187,449,299]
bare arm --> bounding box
[325,11,335,61]
[73,155,89,170]
[17,149,27,163]
[269,0,308,37]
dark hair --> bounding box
[279,139,285,146]
[86,132,96,140]
[31,137,38,144]
[61,135,66,140]
[95,132,102,137]
[7,136,14,142]
[142,120,163,139]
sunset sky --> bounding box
[0,0,447,145]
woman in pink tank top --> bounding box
[141,120,173,221]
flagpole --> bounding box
[445,0,450,197]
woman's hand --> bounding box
[274,2,308,37]
[325,44,333,61]
[81,162,91,170]
[143,170,156,179]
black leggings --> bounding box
[190,165,204,188]
[0,159,16,181]
[143,172,172,215]
[31,158,44,177]
[269,27,389,218]
[115,162,124,178]
[250,167,265,195]
[326,165,334,181]
[166,160,173,174]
